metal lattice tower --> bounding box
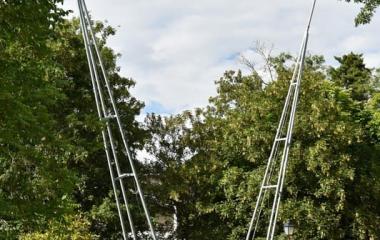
[246,1,317,239]
[77,0,157,239]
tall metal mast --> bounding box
[77,0,157,239]
[246,1,317,239]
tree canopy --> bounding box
[144,53,380,239]
[0,1,379,239]
[344,0,380,25]
[1,1,146,239]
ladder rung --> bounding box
[291,82,298,85]
[129,189,138,195]
[262,185,278,189]
[103,114,116,120]
[275,138,287,142]
[114,173,134,180]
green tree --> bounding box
[19,214,97,240]
[50,18,148,239]
[343,0,380,25]
[144,112,228,239]
[1,1,148,238]
[329,53,372,101]
[145,53,380,239]
[0,1,77,238]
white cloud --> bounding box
[62,0,380,113]
[365,52,380,67]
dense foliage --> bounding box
[0,1,379,239]
[144,53,380,239]
[0,1,77,238]
[50,18,148,240]
[344,0,380,25]
[1,1,146,239]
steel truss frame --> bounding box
[77,0,157,239]
[246,1,317,239]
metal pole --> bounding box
[246,1,317,239]
[78,1,138,238]
[246,21,306,240]
[80,1,157,239]
[78,1,138,239]
[77,1,129,239]
[268,1,316,239]
[269,30,310,240]
[79,0,156,240]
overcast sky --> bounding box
[62,0,380,116]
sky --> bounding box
[62,0,380,116]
